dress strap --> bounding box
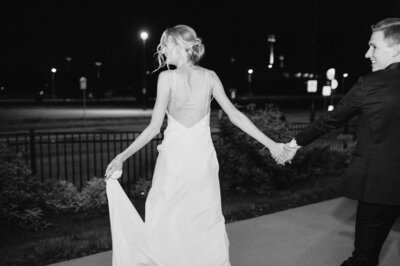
[168,71,176,115]
[205,70,214,116]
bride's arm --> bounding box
[105,71,171,178]
[210,70,285,159]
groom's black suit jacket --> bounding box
[296,62,400,205]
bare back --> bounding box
[167,67,212,128]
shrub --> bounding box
[0,144,51,230]
[0,144,108,230]
[215,104,353,195]
[44,177,107,214]
[79,177,108,212]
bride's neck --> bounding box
[176,58,194,69]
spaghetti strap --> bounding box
[205,70,213,116]
[168,71,176,115]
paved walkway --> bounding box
[49,198,400,266]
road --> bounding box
[0,105,325,134]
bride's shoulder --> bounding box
[156,70,174,88]
[158,69,174,76]
[196,66,217,77]
[157,70,174,80]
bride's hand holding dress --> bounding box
[105,155,123,180]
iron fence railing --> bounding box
[1,122,356,193]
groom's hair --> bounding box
[372,18,400,46]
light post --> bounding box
[330,78,338,108]
[267,34,276,69]
[94,61,102,97]
[341,73,349,95]
[64,57,72,99]
[326,68,336,110]
[307,79,318,122]
[65,57,72,74]
[79,77,87,125]
[322,85,332,111]
[247,69,253,96]
[278,55,284,69]
[51,68,57,98]
[94,61,102,79]
[140,31,148,109]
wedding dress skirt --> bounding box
[106,112,230,266]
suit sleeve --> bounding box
[295,77,364,146]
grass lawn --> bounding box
[0,175,340,266]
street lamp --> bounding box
[94,61,102,98]
[51,68,57,98]
[307,80,318,122]
[278,55,284,68]
[140,30,149,109]
[94,61,102,79]
[325,68,337,109]
[65,57,72,74]
[322,85,332,110]
[79,77,87,125]
[247,69,253,96]
[267,34,276,68]
[64,57,72,99]
[329,78,338,107]
[341,73,349,95]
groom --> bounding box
[284,18,400,266]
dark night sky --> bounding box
[2,0,400,95]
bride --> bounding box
[105,24,287,266]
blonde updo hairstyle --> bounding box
[154,25,205,72]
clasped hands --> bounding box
[269,139,301,165]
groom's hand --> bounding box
[282,139,301,164]
[270,143,288,165]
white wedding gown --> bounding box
[106,69,231,266]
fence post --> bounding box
[29,129,37,175]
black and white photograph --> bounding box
[1,1,400,265]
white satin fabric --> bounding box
[106,69,231,266]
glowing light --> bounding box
[140,31,148,40]
[328,105,334,111]
[248,69,253,74]
[322,85,332,96]
[307,80,318,93]
[343,73,349,78]
[326,68,336,80]
[51,68,57,73]
[331,79,339,89]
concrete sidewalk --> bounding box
[49,197,400,266]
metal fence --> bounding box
[1,123,356,192]
[0,130,164,195]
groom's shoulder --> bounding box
[360,71,380,82]
[361,68,398,83]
